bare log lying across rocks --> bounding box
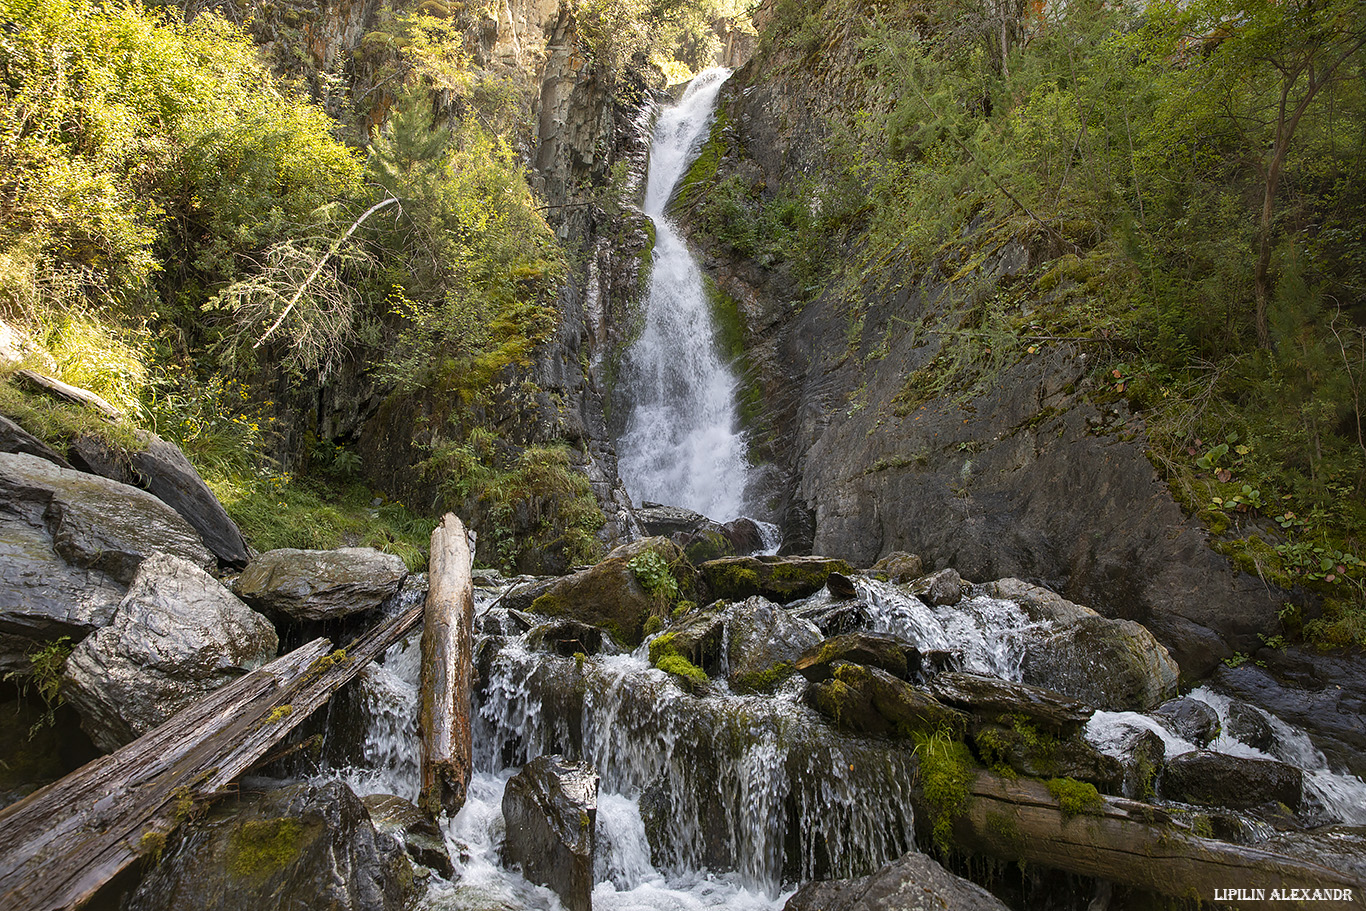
[419,513,476,817]
[951,772,1364,906]
[0,598,425,911]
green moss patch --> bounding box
[1046,777,1103,819]
[227,817,312,880]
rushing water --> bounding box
[616,69,753,522]
[317,576,1366,909]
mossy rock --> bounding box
[795,632,912,683]
[701,555,852,603]
[682,529,734,565]
[803,663,966,740]
[128,781,415,911]
[529,537,693,647]
[971,722,1122,790]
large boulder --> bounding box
[1160,751,1303,811]
[870,551,924,584]
[1019,614,1179,712]
[528,537,690,647]
[912,568,965,606]
[0,452,213,583]
[501,755,598,911]
[0,452,214,668]
[235,547,407,621]
[68,432,250,568]
[701,554,853,603]
[725,596,821,692]
[784,850,1012,911]
[63,554,278,751]
[126,781,414,911]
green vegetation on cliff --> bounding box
[701,0,1366,648]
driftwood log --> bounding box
[950,771,1364,906]
[419,512,476,817]
[0,598,424,911]
[13,369,124,420]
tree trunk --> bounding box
[419,512,476,817]
[947,772,1363,903]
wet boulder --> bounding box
[679,527,734,564]
[67,431,249,568]
[870,551,924,584]
[701,554,852,604]
[912,568,965,606]
[824,571,858,600]
[1225,700,1277,753]
[362,794,454,879]
[987,578,1093,624]
[1107,725,1167,800]
[1160,751,1303,811]
[792,599,873,636]
[127,780,414,911]
[528,537,690,647]
[1151,697,1220,747]
[649,609,725,674]
[527,619,613,657]
[971,722,1122,790]
[927,672,1093,737]
[796,632,912,683]
[1020,614,1178,712]
[637,503,709,537]
[804,663,966,739]
[501,755,598,911]
[725,596,821,693]
[784,849,1012,911]
[63,553,278,751]
[235,547,407,621]
[722,517,765,554]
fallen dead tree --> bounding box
[0,597,424,911]
[949,771,1364,906]
[419,513,476,817]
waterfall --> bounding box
[616,69,753,522]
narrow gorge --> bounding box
[1,0,1365,908]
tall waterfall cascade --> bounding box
[616,69,754,522]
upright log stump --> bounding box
[419,513,476,817]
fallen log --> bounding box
[13,369,124,420]
[0,596,424,911]
[419,512,476,817]
[950,771,1364,906]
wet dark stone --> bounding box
[502,755,598,911]
[1225,700,1276,753]
[792,601,873,636]
[913,568,964,606]
[796,633,910,682]
[527,619,610,657]
[1151,697,1221,748]
[127,780,414,911]
[784,850,1011,911]
[825,572,858,600]
[1160,750,1303,811]
[971,722,1122,791]
[362,793,454,879]
[927,672,1093,737]
[722,517,765,555]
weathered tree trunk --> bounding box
[419,512,476,817]
[948,771,1362,905]
[0,599,425,911]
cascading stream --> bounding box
[616,69,752,521]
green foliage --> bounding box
[628,550,680,605]
[0,0,361,322]
[422,439,603,572]
[2,636,73,737]
[913,729,977,853]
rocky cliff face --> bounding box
[674,32,1290,682]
